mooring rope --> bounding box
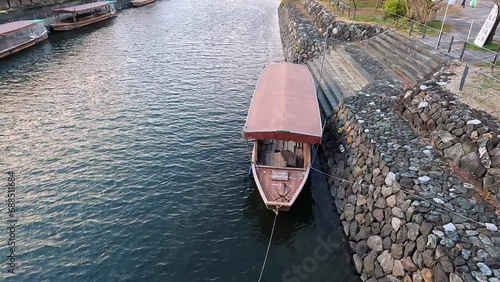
[307,165,499,232]
[244,140,252,163]
[310,119,329,167]
[257,210,278,282]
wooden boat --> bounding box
[0,20,48,59]
[131,0,156,7]
[51,1,117,32]
[243,63,322,212]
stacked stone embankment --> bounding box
[395,74,500,206]
[321,83,500,282]
[278,0,382,63]
[301,0,382,41]
[278,0,325,63]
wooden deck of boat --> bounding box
[254,167,306,203]
[257,140,304,168]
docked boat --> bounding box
[0,20,48,59]
[51,1,116,32]
[243,63,322,212]
[131,0,156,7]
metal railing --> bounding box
[324,1,499,67]
[384,9,500,91]
[381,9,500,68]
[322,0,500,91]
[379,9,500,91]
[329,0,355,19]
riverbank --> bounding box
[278,0,500,281]
[278,0,382,63]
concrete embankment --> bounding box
[278,0,500,281]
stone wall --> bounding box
[300,0,383,41]
[278,0,325,63]
[395,74,500,205]
[278,0,382,63]
[321,84,500,282]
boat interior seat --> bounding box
[258,139,305,168]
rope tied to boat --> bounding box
[276,183,290,202]
[306,165,499,232]
[257,209,278,282]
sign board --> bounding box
[474,4,499,47]
[271,170,288,181]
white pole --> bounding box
[436,0,451,49]
[466,20,474,42]
[316,25,333,96]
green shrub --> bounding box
[384,0,406,17]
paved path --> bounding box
[418,0,499,63]
[446,0,499,42]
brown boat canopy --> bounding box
[243,63,322,144]
[53,2,109,13]
[0,21,35,37]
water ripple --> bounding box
[0,0,358,281]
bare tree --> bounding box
[404,0,443,24]
[485,0,499,45]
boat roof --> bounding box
[243,63,322,144]
[0,21,36,37]
[53,2,109,13]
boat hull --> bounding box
[251,140,311,212]
[51,13,116,32]
[132,0,156,7]
[0,32,48,59]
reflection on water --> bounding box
[0,0,358,281]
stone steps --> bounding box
[363,30,451,84]
[323,48,370,97]
[334,47,373,89]
[307,57,343,117]
[316,87,332,118]
[365,39,416,85]
[388,31,450,66]
[373,36,430,78]
[384,31,444,70]
[307,47,372,118]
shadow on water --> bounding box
[47,18,117,43]
[244,178,314,244]
[0,18,116,76]
[0,41,52,75]
[242,148,359,282]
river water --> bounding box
[0,0,357,281]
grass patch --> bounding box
[351,15,386,23]
[412,20,451,35]
[478,71,500,91]
[318,0,451,36]
[339,13,450,35]
[352,0,380,9]
[466,41,500,52]
[471,61,500,68]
